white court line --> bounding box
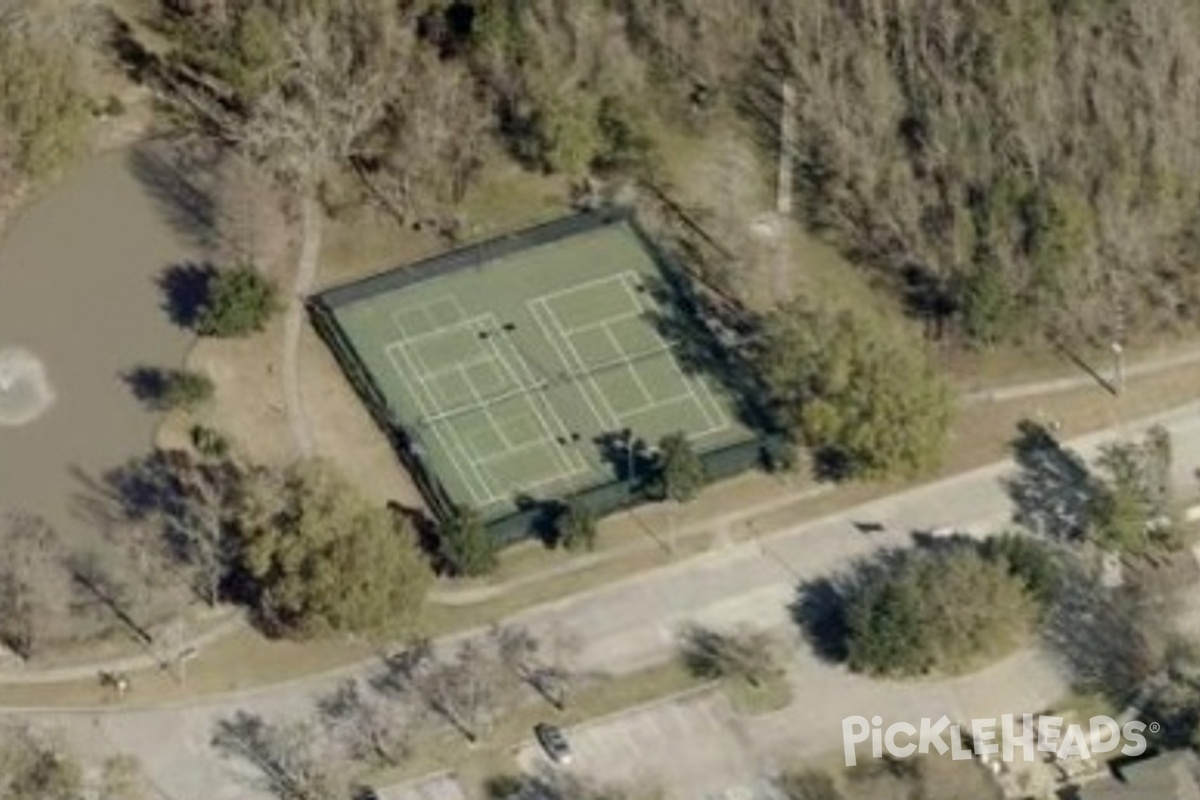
[415,314,586,495]
[527,271,634,311]
[389,340,498,505]
[459,363,514,452]
[600,324,654,406]
[396,346,502,504]
[485,334,588,479]
[619,273,728,432]
[392,332,507,504]
[390,295,467,337]
[384,343,437,419]
[388,306,593,505]
[528,298,614,430]
[391,307,432,339]
[559,309,643,337]
[618,393,728,439]
[545,277,696,431]
[537,297,625,427]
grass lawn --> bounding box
[722,671,792,716]
[4,348,1200,709]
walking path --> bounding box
[281,193,321,459]
[0,614,245,686]
[962,346,1200,404]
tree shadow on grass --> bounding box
[1004,420,1098,542]
[1040,559,1167,708]
[790,576,851,664]
[127,141,219,253]
[158,262,215,329]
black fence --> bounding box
[308,209,776,545]
[314,207,631,310]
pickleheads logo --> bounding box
[842,714,1151,767]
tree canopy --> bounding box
[196,266,280,338]
[439,506,498,577]
[836,543,1042,677]
[758,301,953,479]
[236,462,432,638]
[0,22,88,184]
[1088,426,1180,556]
[652,432,707,503]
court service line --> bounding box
[482,332,580,478]
[601,323,655,406]
[538,297,624,428]
[620,272,727,432]
[528,298,613,431]
[389,337,500,505]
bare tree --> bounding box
[211,152,290,273]
[679,623,779,688]
[386,639,510,744]
[166,451,242,608]
[317,678,410,768]
[211,711,344,800]
[97,754,153,800]
[0,513,74,660]
[491,624,577,710]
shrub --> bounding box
[555,500,597,551]
[840,546,1039,677]
[128,367,214,412]
[160,370,215,411]
[195,266,280,337]
[190,425,231,459]
[440,507,498,576]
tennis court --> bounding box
[314,214,757,521]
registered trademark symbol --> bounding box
[1149,722,1162,734]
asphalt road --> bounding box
[16,399,1200,800]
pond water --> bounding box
[0,147,196,539]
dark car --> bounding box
[534,722,573,765]
[352,787,381,800]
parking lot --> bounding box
[382,773,467,800]
[517,688,785,800]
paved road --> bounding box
[13,400,1200,799]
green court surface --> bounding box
[318,217,756,521]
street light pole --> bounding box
[1111,341,1125,396]
[621,428,635,492]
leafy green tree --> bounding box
[759,302,953,479]
[959,266,1018,346]
[196,266,280,338]
[440,506,498,577]
[236,462,432,638]
[977,533,1062,605]
[555,499,597,551]
[533,87,602,175]
[0,725,83,800]
[1088,427,1180,556]
[840,546,1038,677]
[159,369,215,411]
[653,432,707,503]
[0,27,88,181]
[594,94,661,177]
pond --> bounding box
[0,147,196,540]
